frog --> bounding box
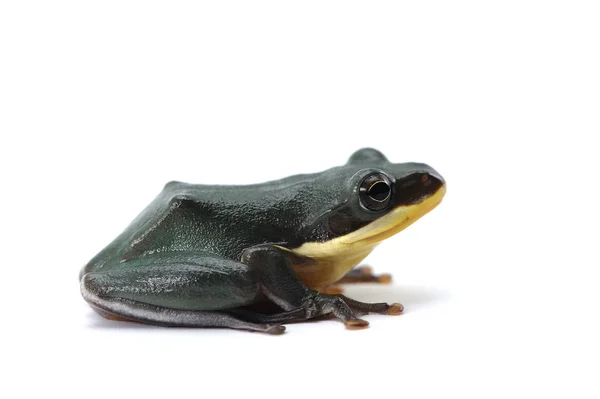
[80,148,446,334]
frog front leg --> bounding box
[242,246,403,329]
[81,251,297,334]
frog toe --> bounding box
[335,266,393,284]
[344,319,370,330]
[265,325,286,335]
[385,302,404,315]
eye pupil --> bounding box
[359,173,393,211]
[368,181,391,202]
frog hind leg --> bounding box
[80,252,285,334]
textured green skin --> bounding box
[80,148,444,330]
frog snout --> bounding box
[392,165,446,205]
[422,168,445,190]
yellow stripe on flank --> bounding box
[289,185,446,289]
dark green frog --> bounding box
[80,148,446,334]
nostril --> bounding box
[422,174,432,186]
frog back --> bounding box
[80,178,324,277]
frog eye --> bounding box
[359,173,393,211]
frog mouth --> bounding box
[343,184,447,246]
[291,184,446,258]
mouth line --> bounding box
[289,184,447,261]
[343,184,447,245]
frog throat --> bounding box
[287,184,446,289]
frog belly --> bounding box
[291,244,377,289]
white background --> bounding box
[1,1,599,398]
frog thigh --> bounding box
[80,252,283,333]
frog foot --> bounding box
[336,265,393,284]
[356,265,374,275]
[333,294,404,318]
[302,291,401,329]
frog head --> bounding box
[288,148,446,288]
